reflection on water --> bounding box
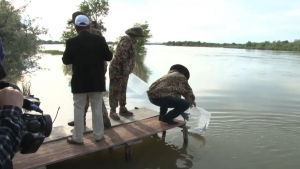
[48,136,194,169]
[132,48,151,83]
[14,45,300,168]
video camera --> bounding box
[0,81,52,154]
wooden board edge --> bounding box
[43,107,158,144]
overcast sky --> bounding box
[11,0,300,43]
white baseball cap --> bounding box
[75,15,89,27]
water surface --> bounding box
[23,45,300,169]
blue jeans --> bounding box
[148,97,190,120]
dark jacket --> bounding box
[62,31,112,93]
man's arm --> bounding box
[99,37,112,61]
[0,87,24,168]
[0,38,5,62]
[115,38,132,67]
[0,106,23,168]
[178,77,196,106]
[62,40,74,65]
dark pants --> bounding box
[149,97,190,120]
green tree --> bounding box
[79,0,109,33]
[0,0,47,83]
[61,0,109,43]
[246,41,252,48]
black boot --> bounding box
[68,110,87,127]
[161,116,179,125]
[159,107,167,121]
[67,120,86,127]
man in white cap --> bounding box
[62,15,112,144]
[67,11,111,129]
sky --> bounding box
[10,0,300,43]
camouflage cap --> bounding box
[125,27,145,37]
[170,64,190,80]
[68,11,85,24]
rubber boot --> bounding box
[110,108,120,120]
[119,106,133,116]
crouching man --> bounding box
[147,64,196,125]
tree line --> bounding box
[41,40,114,45]
[41,40,63,44]
[163,40,300,51]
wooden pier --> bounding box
[13,108,189,169]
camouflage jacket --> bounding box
[147,70,195,105]
[109,36,137,74]
[89,24,107,72]
[90,27,102,37]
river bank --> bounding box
[163,40,300,52]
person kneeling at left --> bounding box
[62,15,112,144]
[147,64,196,125]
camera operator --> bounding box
[0,87,24,169]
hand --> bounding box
[123,65,129,76]
[193,102,196,107]
[181,112,190,121]
[0,87,23,108]
[190,101,196,108]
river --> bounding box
[19,44,300,169]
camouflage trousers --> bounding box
[85,96,111,126]
[109,71,129,110]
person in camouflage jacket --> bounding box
[109,27,145,120]
[147,64,196,125]
[67,12,111,128]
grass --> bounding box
[39,50,64,55]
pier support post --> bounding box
[183,127,188,144]
[125,144,133,160]
[162,131,166,138]
[179,125,190,144]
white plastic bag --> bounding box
[127,74,149,95]
[105,74,149,95]
[186,107,211,135]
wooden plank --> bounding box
[45,107,158,143]
[44,126,92,143]
[13,116,185,169]
[109,139,143,150]
[14,118,185,168]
